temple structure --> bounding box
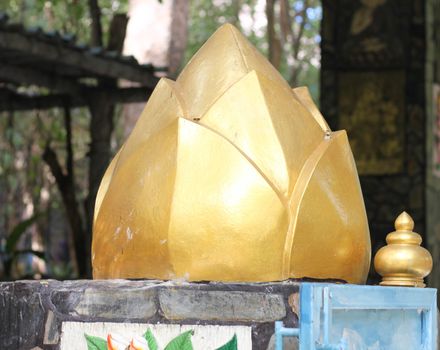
[0,19,438,350]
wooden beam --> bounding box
[0,87,153,111]
[0,30,158,88]
[0,64,83,95]
[0,92,83,111]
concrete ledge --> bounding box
[159,289,286,322]
[0,279,300,349]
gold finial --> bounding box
[394,211,414,231]
[374,211,433,287]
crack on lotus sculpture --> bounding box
[92,24,371,284]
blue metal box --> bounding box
[275,283,437,350]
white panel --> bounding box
[60,321,252,349]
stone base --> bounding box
[0,279,299,349]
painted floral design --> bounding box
[84,329,237,350]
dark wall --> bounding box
[426,0,440,290]
[320,0,430,283]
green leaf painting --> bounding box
[83,329,238,350]
[144,328,159,350]
[164,330,194,350]
[84,334,107,350]
[216,335,237,350]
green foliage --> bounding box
[216,334,238,350]
[5,212,41,254]
[144,328,159,350]
[1,212,46,279]
[84,334,107,350]
[0,0,128,45]
[164,330,194,350]
[185,0,321,102]
[185,0,262,63]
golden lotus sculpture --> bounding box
[92,24,371,283]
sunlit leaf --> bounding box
[164,330,194,350]
[143,328,158,350]
[216,334,237,350]
[84,333,107,350]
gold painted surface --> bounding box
[92,24,371,283]
[176,23,291,120]
[200,71,323,197]
[374,212,433,287]
[287,131,371,283]
[292,86,330,132]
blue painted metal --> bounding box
[275,321,300,350]
[274,283,437,350]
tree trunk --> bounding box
[43,104,86,277]
[108,14,129,53]
[231,0,241,27]
[88,0,103,47]
[84,13,129,277]
[85,92,115,276]
[168,0,189,78]
[289,0,309,86]
[266,0,282,69]
[279,0,292,45]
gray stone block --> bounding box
[0,281,46,349]
[159,289,286,322]
[71,288,157,319]
[43,310,60,344]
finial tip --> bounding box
[395,211,414,231]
